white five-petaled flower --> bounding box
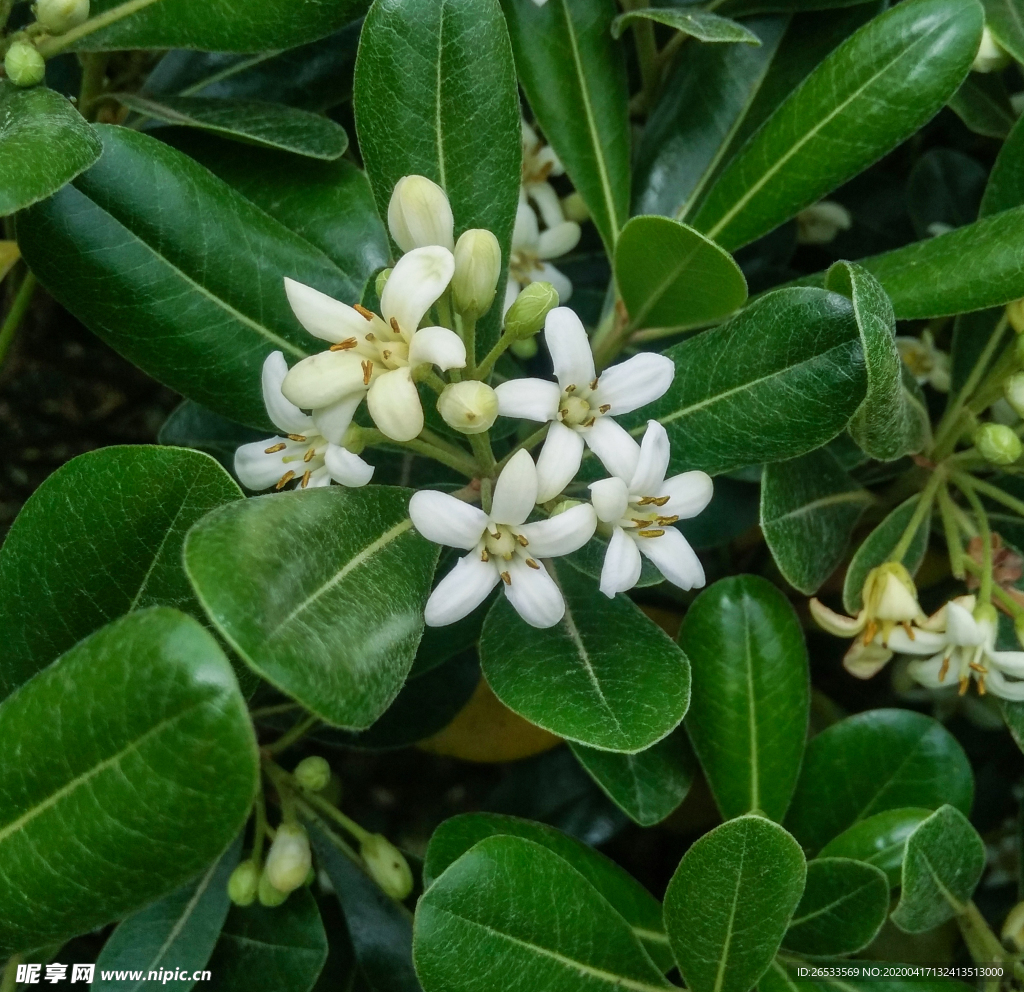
[409,449,597,629]
[505,200,580,316]
[280,247,465,443]
[495,307,676,503]
[589,421,712,598]
[235,352,374,492]
[896,330,951,393]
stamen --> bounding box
[631,518,650,527]
[599,404,611,414]
[969,661,988,673]
[581,417,596,428]
[303,448,316,463]
[590,378,599,390]
[902,620,915,641]
[565,384,576,394]
[657,515,680,525]
[382,349,392,361]
[525,558,540,569]
[390,317,401,335]
[275,470,295,491]
[978,675,987,696]
[301,470,311,488]
[500,571,512,585]
[637,495,670,507]
[516,534,529,546]
[330,337,358,351]
[353,304,375,321]
[959,675,970,696]
[365,332,376,341]
[863,619,878,643]
[264,442,287,454]
[481,549,490,562]
[638,528,666,538]
[361,360,373,385]
[938,652,951,682]
[287,434,307,442]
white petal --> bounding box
[628,421,671,495]
[503,557,564,628]
[312,392,363,445]
[589,476,629,524]
[234,438,289,491]
[281,350,368,409]
[809,599,864,637]
[989,649,1024,678]
[380,246,455,339]
[844,641,895,679]
[424,553,500,627]
[907,655,953,689]
[408,325,467,371]
[660,471,714,520]
[599,526,642,598]
[536,263,572,304]
[491,449,538,526]
[409,490,488,549]
[527,182,566,229]
[535,422,585,503]
[637,527,705,591]
[387,175,455,253]
[284,278,369,345]
[544,307,594,389]
[262,351,315,436]
[324,444,374,487]
[884,627,948,656]
[945,600,984,647]
[584,416,640,482]
[517,503,596,557]
[494,378,560,422]
[593,353,675,416]
[366,367,424,442]
[984,668,1024,701]
[512,201,540,251]
[303,466,333,488]
[537,221,581,260]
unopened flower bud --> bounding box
[361,834,413,900]
[4,41,45,87]
[796,201,852,245]
[862,563,922,624]
[264,822,312,894]
[561,192,589,224]
[35,0,90,34]
[1008,299,1024,334]
[387,175,454,253]
[437,381,498,435]
[972,25,1011,73]
[257,869,289,907]
[550,499,583,516]
[374,267,392,300]
[227,860,259,906]
[975,422,1022,465]
[452,229,500,319]
[1005,373,1024,418]
[1003,901,1024,951]
[505,282,559,340]
[510,337,538,360]
[294,755,331,792]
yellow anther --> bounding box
[353,304,375,321]
[276,471,296,491]
[390,317,402,335]
[599,404,611,414]
[330,338,358,351]
[500,571,512,585]
[303,448,316,463]
[264,442,287,454]
[638,528,666,538]
[361,360,373,385]
[301,470,311,488]
[525,558,540,569]
[287,434,307,442]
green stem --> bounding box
[475,331,515,381]
[395,438,476,478]
[265,713,319,755]
[1,956,20,992]
[494,423,551,474]
[421,370,448,395]
[889,470,942,563]
[957,901,1024,985]
[962,473,1024,522]
[468,431,496,478]
[953,474,993,606]
[251,776,268,865]
[938,483,966,580]
[36,0,164,57]
[0,270,36,371]
[460,314,477,375]
[77,52,109,120]
[0,0,15,33]
[295,784,371,844]
[621,0,659,116]
[249,702,301,719]
[963,557,1024,619]
[262,760,297,822]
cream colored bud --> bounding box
[294,756,331,792]
[561,192,589,224]
[361,834,413,900]
[452,229,501,319]
[1005,373,1024,418]
[257,869,290,907]
[505,281,559,340]
[375,267,393,300]
[264,822,312,894]
[387,175,454,253]
[972,25,1010,73]
[35,0,90,34]
[437,381,498,435]
[1003,901,1024,951]
[227,860,259,906]
[1008,299,1024,334]
[4,41,45,87]
[510,337,538,360]
[975,422,1022,465]
[862,563,922,624]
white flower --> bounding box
[589,421,712,598]
[280,247,465,443]
[494,307,675,503]
[387,175,454,253]
[504,200,580,316]
[409,449,597,628]
[796,200,851,245]
[522,120,564,203]
[235,352,374,492]
[896,330,951,392]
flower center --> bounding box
[510,248,542,284]
[622,495,677,538]
[267,434,326,490]
[484,525,519,560]
[560,393,592,427]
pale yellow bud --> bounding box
[510,337,538,360]
[437,381,498,435]
[35,0,90,34]
[361,834,413,900]
[375,267,393,300]
[452,229,501,319]
[862,563,922,624]
[264,822,312,894]
[4,41,45,87]
[975,422,1022,465]
[1007,299,1024,334]
[294,755,331,792]
[1005,373,1024,418]
[505,281,559,340]
[972,26,1010,73]
[387,175,454,253]
[561,192,589,224]
[227,860,259,906]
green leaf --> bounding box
[500,0,630,254]
[981,113,1024,217]
[842,496,931,614]
[206,889,328,992]
[185,486,438,729]
[415,834,673,992]
[478,560,690,753]
[948,72,1017,139]
[569,728,696,828]
[93,837,241,992]
[719,0,882,12]
[784,709,973,851]
[950,308,1007,398]
[782,858,888,956]
[17,125,357,430]
[634,287,865,476]
[611,9,761,44]
[0,445,242,701]
[0,608,258,957]
[819,807,933,886]
[0,81,102,216]
[422,812,671,969]
[763,956,977,992]
[982,0,1024,62]
[615,215,747,331]
[892,805,986,933]
[761,449,873,595]
[679,575,809,821]
[691,0,984,250]
[159,401,265,473]
[116,94,348,160]
[664,815,806,992]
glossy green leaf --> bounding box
[892,805,986,933]
[422,812,671,969]
[186,486,437,729]
[691,0,983,250]
[981,113,1024,217]
[763,956,977,992]
[719,0,881,12]
[782,858,888,956]
[950,308,1008,398]
[0,445,242,701]
[664,815,806,992]
[206,889,328,992]
[569,728,696,828]
[17,125,358,429]
[819,807,933,886]
[117,94,348,160]
[93,838,241,992]
[615,215,747,331]
[679,575,809,821]
[983,0,1024,62]
[479,560,690,753]
[415,834,673,992]
[842,496,931,614]
[634,287,865,476]
[500,0,630,254]
[761,449,873,595]
[0,609,258,957]
[158,401,265,473]
[611,9,760,44]
[948,72,1016,138]
[784,709,973,851]
[0,81,101,217]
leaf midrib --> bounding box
[765,490,872,527]
[711,828,749,992]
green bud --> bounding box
[1005,373,1024,418]
[437,381,498,435]
[35,0,90,34]
[361,834,413,900]
[257,869,290,907]
[972,25,1011,73]
[974,422,1022,465]
[452,228,501,320]
[374,267,393,300]
[504,282,559,340]
[4,41,45,87]
[227,860,259,906]
[561,192,589,224]
[549,498,583,516]
[1008,299,1024,335]
[264,822,312,894]
[510,337,538,360]
[294,755,331,792]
